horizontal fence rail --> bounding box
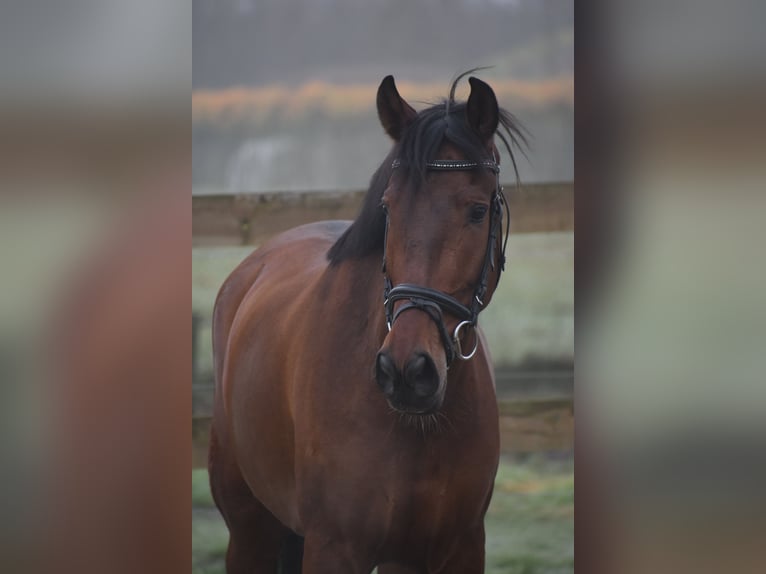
[192,181,573,247]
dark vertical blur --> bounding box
[578,1,766,572]
[0,1,190,573]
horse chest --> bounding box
[401,462,483,505]
[373,447,491,532]
[364,463,490,564]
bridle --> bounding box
[382,158,510,365]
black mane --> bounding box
[327,73,527,265]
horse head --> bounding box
[374,73,513,415]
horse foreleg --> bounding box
[429,526,486,574]
[209,425,288,573]
[300,533,375,574]
[378,563,421,574]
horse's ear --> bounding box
[466,76,499,142]
[376,75,417,141]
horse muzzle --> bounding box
[375,348,444,414]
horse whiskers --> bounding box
[389,409,451,437]
[435,411,454,434]
[429,413,440,435]
[383,398,456,436]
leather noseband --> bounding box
[382,158,509,365]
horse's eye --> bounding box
[469,204,489,223]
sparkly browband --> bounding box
[391,159,499,173]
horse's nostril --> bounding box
[375,352,398,397]
[405,355,426,380]
[404,353,439,397]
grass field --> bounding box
[192,455,573,574]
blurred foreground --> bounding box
[577,1,766,572]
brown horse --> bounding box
[209,72,525,573]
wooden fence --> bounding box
[192,181,573,247]
[192,182,574,468]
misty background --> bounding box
[192,0,573,193]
